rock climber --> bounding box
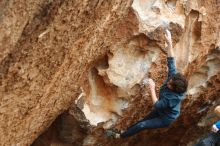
[195,106,220,146]
[107,29,188,138]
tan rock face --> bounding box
[0,0,133,145]
[132,0,185,32]
[0,0,219,146]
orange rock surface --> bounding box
[0,0,219,146]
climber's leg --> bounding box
[120,117,171,138]
[132,109,159,125]
[106,109,161,138]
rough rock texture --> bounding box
[0,0,133,145]
[0,0,220,146]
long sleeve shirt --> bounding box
[154,57,185,121]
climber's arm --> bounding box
[165,29,174,58]
[148,79,158,104]
[167,57,177,78]
[165,30,176,78]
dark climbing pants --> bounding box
[195,132,220,146]
[121,109,173,138]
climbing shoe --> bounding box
[106,129,121,139]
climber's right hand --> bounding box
[165,29,173,49]
[165,29,174,57]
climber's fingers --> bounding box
[148,78,156,90]
[164,29,172,46]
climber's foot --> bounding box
[106,129,121,139]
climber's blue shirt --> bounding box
[154,57,185,121]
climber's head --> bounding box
[167,73,188,93]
